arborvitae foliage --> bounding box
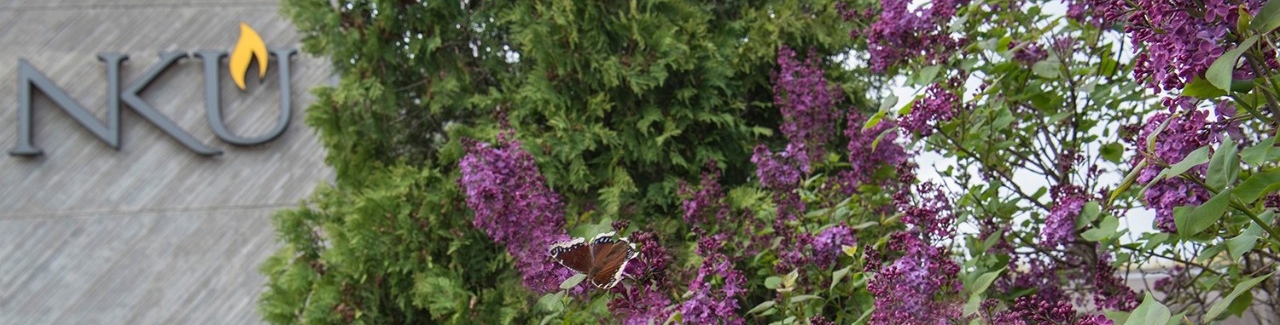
[262,0,862,323]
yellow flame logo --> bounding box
[229,23,268,90]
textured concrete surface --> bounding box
[0,0,332,324]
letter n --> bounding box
[10,59,119,156]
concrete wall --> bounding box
[0,0,332,324]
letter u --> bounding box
[193,49,296,146]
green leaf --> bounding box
[1124,293,1171,325]
[970,268,1003,295]
[1240,136,1277,165]
[1110,160,1148,205]
[863,110,887,131]
[1205,273,1273,320]
[993,108,1015,130]
[1156,146,1211,181]
[1143,233,1170,251]
[1226,234,1259,261]
[1196,240,1228,262]
[1100,142,1125,163]
[747,300,776,314]
[537,291,565,312]
[879,94,899,113]
[915,65,942,85]
[830,266,852,291]
[1032,60,1060,79]
[1182,76,1228,99]
[1146,116,1177,153]
[1177,188,1231,237]
[1143,146,1210,195]
[1240,5,1253,31]
[1207,136,1239,190]
[870,128,895,152]
[560,273,586,290]
[1076,201,1102,230]
[1206,35,1258,91]
[851,221,879,230]
[789,295,823,304]
[1225,290,1254,320]
[963,268,1005,316]
[1106,310,1131,324]
[1082,215,1119,241]
[1234,170,1280,203]
[764,276,782,289]
[782,269,799,288]
[1251,0,1280,33]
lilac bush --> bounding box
[458,132,575,293]
[774,46,842,172]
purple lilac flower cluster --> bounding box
[679,233,747,325]
[1090,252,1140,311]
[866,178,963,324]
[812,224,856,268]
[1040,185,1086,247]
[984,295,1114,325]
[866,231,962,325]
[678,161,730,225]
[1069,0,1266,92]
[841,111,908,191]
[774,46,842,172]
[458,132,574,293]
[894,182,955,241]
[1009,41,1049,65]
[611,231,674,325]
[1136,111,1214,233]
[611,285,672,325]
[752,145,803,191]
[861,0,970,72]
[900,83,959,136]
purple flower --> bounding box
[1091,252,1140,311]
[894,182,955,241]
[610,230,675,324]
[678,234,746,325]
[458,132,575,293]
[862,0,970,72]
[679,161,730,225]
[1070,0,1266,92]
[621,231,671,283]
[812,224,856,268]
[1135,110,1214,233]
[752,145,803,190]
[1041,185,1086,247]
[610,282,673,325]
[1009,41,1049,65]
[987,294,1114,325]
[774,46,842,172]
[775,232,815,273]
[900,83,958,136]
[867,232,962,325]
[842,111,908,190]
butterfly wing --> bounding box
[549,238,593,274]
[586,236,637,289]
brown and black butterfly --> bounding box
[548,231,638,289]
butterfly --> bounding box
[548,231,638,289]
